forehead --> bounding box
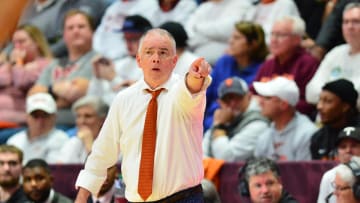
[249,171,278,183]
[141,32,173,51]
[23,166,48,176]
[319,90,341,100]
[344,7,360,18]
[338,138,360,146]
[64,13,89,26]
[0,152,20,161]
[272,20,293,32]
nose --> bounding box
[316,101,323,111]
[151,54,160,64]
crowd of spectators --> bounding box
[1,0,360,202]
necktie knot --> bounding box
[147,88,163,99]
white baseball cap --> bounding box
[26,93,57,114]
[253,77,299,106]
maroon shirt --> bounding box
[251,47,320,119]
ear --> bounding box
[172,55,178,67]
[342,103,351,113]
[136,54,142,69]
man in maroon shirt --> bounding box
[252,15,319,120]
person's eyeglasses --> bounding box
[331,181,351,191]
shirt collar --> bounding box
[35,0,56,12]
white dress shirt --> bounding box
[76,74,211,202]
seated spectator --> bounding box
[87,15,151,105]
[0,144,28,203]
[203,77,269,162]
[58,96,109,163]
[19,0,107,57]
[251,15,319,119]
[22,158,72,203]
[310,0,358,60]
[147,0,198,27]
[311,79,360,160]
[29,9,97,128]
[159,21,199,77]
[88,165,118,203]
[253,77,317,161]
[7,93,69,164]
[331,156,360,203]
[318,127,360,203]
[185,0,252,64]
[204,21,268,130]
[306,2,360,110]
[92,0,156,60]
[238,157,297,203]
[244,0,300,44]
[0,24,53,143]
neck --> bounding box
[350,45,360,55]
[273,110,295,130]
[328,116,348,129]
[235,55,250,69]
[68,47,90,62]
[0,184,20,202]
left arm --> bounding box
[185,58,211,94]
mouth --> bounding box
[151,68,161,72]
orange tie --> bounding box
[138,89,163,200]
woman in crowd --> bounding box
[0,24,52,142]
[204,21,268,130]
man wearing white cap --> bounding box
[7,93,69,164]
[253,76,317,161]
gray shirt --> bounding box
[254,112,317,161]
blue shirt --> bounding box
[204,55,262,130]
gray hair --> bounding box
[71,95,109,118]
[137,28,177,55]
[344,2,360,14]
[244,157,280,182]
[335,156,360,187]
[275,15,306,37]
[202,179,221,203]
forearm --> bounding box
[75,187,91,203]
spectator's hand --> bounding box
[10,48,25,66]
[112,79,136,91]
[52,80,71,98]
[213,99,234,126]
[77,127,94,153]
[92,56,116,81]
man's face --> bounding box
[27,110,56,137]
[317,90,349,125]
[63,13,93,51]
[220,93,249,116]
[342,7,360,50]
[136,31,177,88]
[269,20,300,59]
[337,138,360,163]
[259,96,283,120]
[75,105,104,139]
[333,173,357,203]
[22,166,52,202]
[249,171,283,203]
[0,152,22,188]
